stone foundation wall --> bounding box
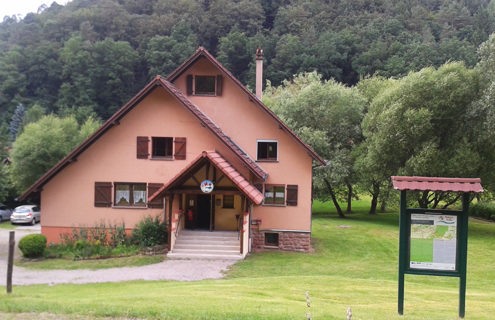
[251,227,312,252]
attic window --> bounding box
[195,76,216,95]
[187,75,223,96]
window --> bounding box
[265,232,279,246]
[114,183,146,207]
[187,74,223,96]
[195,76,216,95]
[152,137,173,158]
[257,140,278,161]
[223,195,235,208]
[264,185,285,205]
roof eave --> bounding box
[166,47,326,166]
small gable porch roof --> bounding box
[149,151,264,205]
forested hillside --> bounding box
[1,0,495,123]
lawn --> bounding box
[1,199,494,319]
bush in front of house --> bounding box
[131,216,167,247]
[469,202,495,221]
[18,234,47,258]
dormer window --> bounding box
[186,74,223,96]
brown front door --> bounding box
[197,194,211,230]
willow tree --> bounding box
[264,72,366,217]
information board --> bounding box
[409,213,457,271]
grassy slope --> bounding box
[0,200,494,319]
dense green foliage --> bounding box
[18,234,47,258]
[1,0,494,123]
[264,72,366,216]
[131,216,168,247]
[469,202,495,221]
[10,115,100,193]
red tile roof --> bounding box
[167,47,327,166]
[391,176,483,193]
[19,77,267,201]
[149,151,264,205]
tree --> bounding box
[360,62,486,209]
[9,104,25,141]
[264,72,366,217]
[144,22,198,79]
[10,115,101,193]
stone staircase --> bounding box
[167,230,243,260]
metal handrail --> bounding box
[175,212,183,239]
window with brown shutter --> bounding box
[152,137,173,158]
[216,75,223,96]
[148,183,164,208]
[136,136,149,159]
[95,182,112,207]
[286,185,298,206]
[174,137,186,160]
[186,75,193,95]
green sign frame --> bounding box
[398,191,470,318]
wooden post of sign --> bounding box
[398,190,407,315]
[458,192,470,318]
[7,231,15,294]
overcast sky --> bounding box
[1,0,70,19]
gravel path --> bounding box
[0,224,236,286]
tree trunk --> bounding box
[324,179,345,218]
[379,186,390,212]
[369,182,380,215]
[346,182,352,213]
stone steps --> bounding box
[168,230,242,260]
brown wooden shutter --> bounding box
[137,136,149,159]
[286,185,298,206]
[148,183,164,208]
[216,75,223,96]
[95,182,112,207]
[174,137,186,160]
[186,75,193,95]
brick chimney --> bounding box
[255,47,263,99]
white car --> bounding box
[10,205,41,225]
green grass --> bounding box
[0,222,15,230]
[410,238,433,262]
[1,199,494,319]
[15,255,165,270]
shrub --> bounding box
[469,202,495,220]
[131,216,167,247]
[18,234,47,258]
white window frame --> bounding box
[256,139,278,161]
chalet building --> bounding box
[20,47,326,259]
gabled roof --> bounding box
[19,77,267,201]
[149,151,264,205]
[391,176,483,193]
[167,47,327,166]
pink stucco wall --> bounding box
[41,56,315,244]
[173,58,314,231]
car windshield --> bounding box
[14,207,31,213]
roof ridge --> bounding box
[165,47,326,166]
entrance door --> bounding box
[197,194,211,230]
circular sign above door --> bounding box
[200,179,214,193]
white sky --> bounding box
[1,0,70,19]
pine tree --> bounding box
[8,104,25,142]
